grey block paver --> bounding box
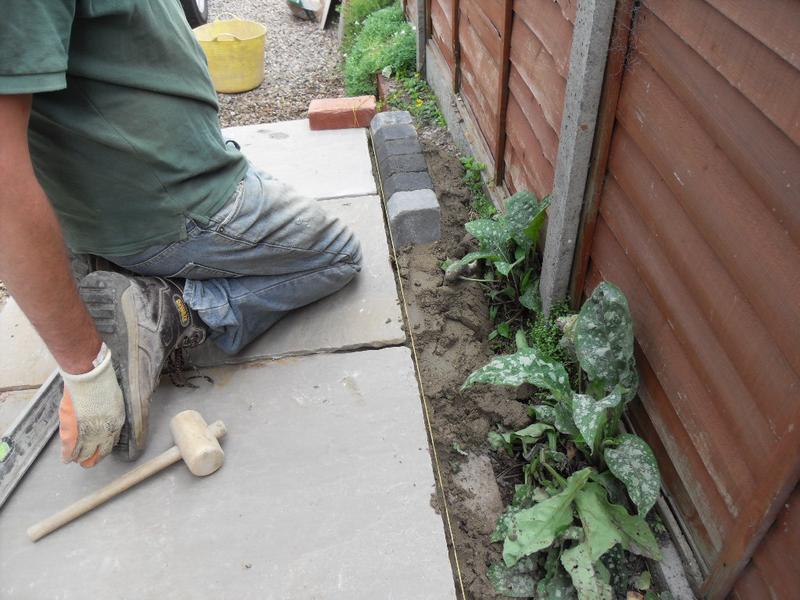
[387,189,441,247]
[223,119,377,200]
[378,152,429,178]
[186,195,404,367]
[372,123,417,145]
[0,347,457,600]
[383,170,434,199]
[373,136,424,164]
[0,299,57,391]
[370,110,412,135]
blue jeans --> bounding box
[107,167,362,354]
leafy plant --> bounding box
[386,73,446,127]
[460,156,496,218]
[463,282,663,598]
[444,190,550,342]
[344,5,416,96]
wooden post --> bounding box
[539,0,616,316]
[568,0,636,307]
[451,0,461,92]
[493,0,514,186]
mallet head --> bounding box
[169,410,226,476]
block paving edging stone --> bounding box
[370,111,440,248]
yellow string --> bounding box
[369,129,468,600]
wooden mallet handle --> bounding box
[27,419,226,543]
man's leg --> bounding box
[108,168,362,354]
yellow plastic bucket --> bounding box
[194,15,266,93]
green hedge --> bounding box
[344,4,416,96]
[341,0,396,54]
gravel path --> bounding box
[211,0,344,127]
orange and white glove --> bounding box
[59,343,125,468]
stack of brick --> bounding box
[370,111,440,247]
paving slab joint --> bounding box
[371,112,440,247]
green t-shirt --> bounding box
[0,0,249,256]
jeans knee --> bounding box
[342,227,363,272]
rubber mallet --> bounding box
[27,410,227,542]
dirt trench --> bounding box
[391,125,534,599]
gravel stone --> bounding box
[211,0,344,127]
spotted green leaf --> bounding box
[488,423,553,456]
[554,400,580,437]
[487,558,537,597]
[502,468,591,566]
[571,388,623,454]
[523,195,551,246]
[604,434,661,515]
[530,404,556,425]
[574,482,662,561]
[465,218,509,259]
[504,191,545,247]
[575,282,638,397]
[462,348,572,402]
[495,261,515,276]
[561,542,614,600]
[519,282,541,312]
[537,547,577,600]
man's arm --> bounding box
[0,94,125,467]
[0,94,101,374]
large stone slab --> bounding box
[0,389,36,434]
[186,195,405,368]
[0,347,456,600]
[223,119,378,200]
[0,299,57,391]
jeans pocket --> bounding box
[169,262,241,280]
[199,180,246,233]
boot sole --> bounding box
[79,272,144,461]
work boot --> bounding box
[78,272,208,461]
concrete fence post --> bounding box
[539,0,616,315]
[416,0,427,74]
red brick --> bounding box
[308,96,377,130]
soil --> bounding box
[394,123,535,599]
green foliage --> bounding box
[386,73,446,127]
[344,5,416,96]
[464,282,663,597]
[461,156,496,218]
[444,190,550,343]
[341,0,396,55]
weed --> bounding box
[460,156,496,218]
[385,73,446,127]
[344,5,416,96]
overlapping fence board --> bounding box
[581,1,800,596]
[426,0,798,594]
[427,0,571,194]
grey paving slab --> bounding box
[186,195,405,368]
[0,389,36,434]
[0,347,457,600]
[0,299,57,391]
[223,119,378,200]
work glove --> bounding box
[58,343,125,468]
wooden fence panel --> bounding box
[581,1,800,596]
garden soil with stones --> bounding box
[392,125,534,599]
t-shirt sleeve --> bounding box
[0,1,77,94]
